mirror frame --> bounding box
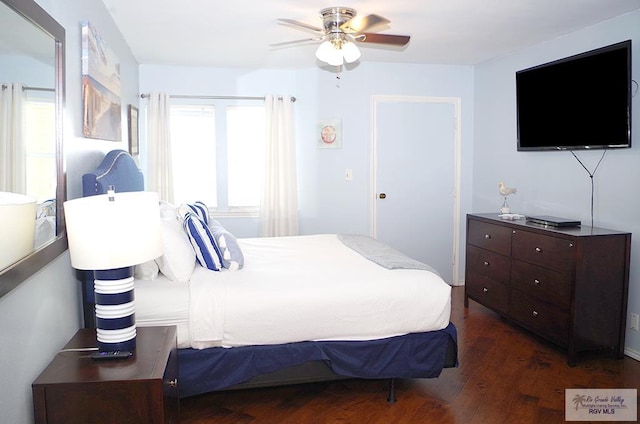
[0,0,67,298]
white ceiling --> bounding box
[100,0,640,68]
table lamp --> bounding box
[63,188,162,352]
[0,192,37,269]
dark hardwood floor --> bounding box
[180,287,640,423]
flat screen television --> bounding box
[516,40,632,151]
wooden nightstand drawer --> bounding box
[510,290,569,345]
[466,245,510,285]
[512,230,574,272]
[511,259,571,309]
[466,273,509,314]
[32,326,179,424]
[467,220,512,256]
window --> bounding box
[170,102,266,215]
[170,105,217,207]
[227,106,266,208]
[24,95,55,202]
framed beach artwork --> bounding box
[317,119,342,149]
[81,22,122,141]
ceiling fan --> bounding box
[273,6,410,66]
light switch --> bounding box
[345,169,353,182]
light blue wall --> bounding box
[3,3,639,423]
[0,0,139,422]
[140,62,475,261]
[473,10,640,357]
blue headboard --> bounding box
[81,149,145,328]
[82,149,144,196]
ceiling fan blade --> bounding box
[269,37,323,48]
[357,33,410,46]
[278,18,324,35]
[340,14,390,34]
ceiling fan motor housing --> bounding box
[320,7,356,33]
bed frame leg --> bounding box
[387,378,397,404]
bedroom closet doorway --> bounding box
[371,96,461,285]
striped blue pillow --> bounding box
[179,201,209,225]
[182,212,223,271]
[208,219,244,270]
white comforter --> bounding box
[188,234,451,349]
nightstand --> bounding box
[32,326,179,424]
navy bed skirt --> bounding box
[177,322,458,398]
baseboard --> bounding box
[624,347,640,362]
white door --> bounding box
[372,96,460,284]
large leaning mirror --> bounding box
[0,0,66,297]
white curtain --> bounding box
[146,92,174,203]
[259,94,298,237]
[0,83,26,194]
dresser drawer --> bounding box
[511,230,574,272]
[466,245,510,284]
[510,290,569,345]
[511,260,571,309]
[466,273,509,314]
[467,219,512,255]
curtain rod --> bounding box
[1,84,54,92]
[139,93,296,102]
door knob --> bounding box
[379,193,386,199]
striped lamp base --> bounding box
[94,267,136,352]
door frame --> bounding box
[370,95,462,284]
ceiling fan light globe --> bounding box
[315,41,335,63]
[327,52,344,66]
[342,41,361,63]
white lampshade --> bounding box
[342,41,361,63]
[315,41,336,63]
[315,39,361,67]
[63,191,163,270]
[0,192,37,269]
[327,49,344,67]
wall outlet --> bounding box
[631,313,640,331]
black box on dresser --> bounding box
[464,213,631,366]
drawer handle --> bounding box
[483,261,490,267]
[534,279,541,286]
[484,234,491,239]
[569,242,574,248]
[166,379,178,388]
[532,311,538,317]
[483,287,488,293]
[535,247,542,253]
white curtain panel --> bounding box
[0,83,26,193]
[146,92,174,203]
[259,94,299,237]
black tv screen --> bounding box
[516,40,632,151]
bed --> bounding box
[80,149,458,401]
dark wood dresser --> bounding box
[464,213,631,365]
[32,326,179,424]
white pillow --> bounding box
[134,260,159,280]
[155,218,196,282]
[159,201,178,220]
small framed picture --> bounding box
[317,119,342,149]
[127,105,139,155]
